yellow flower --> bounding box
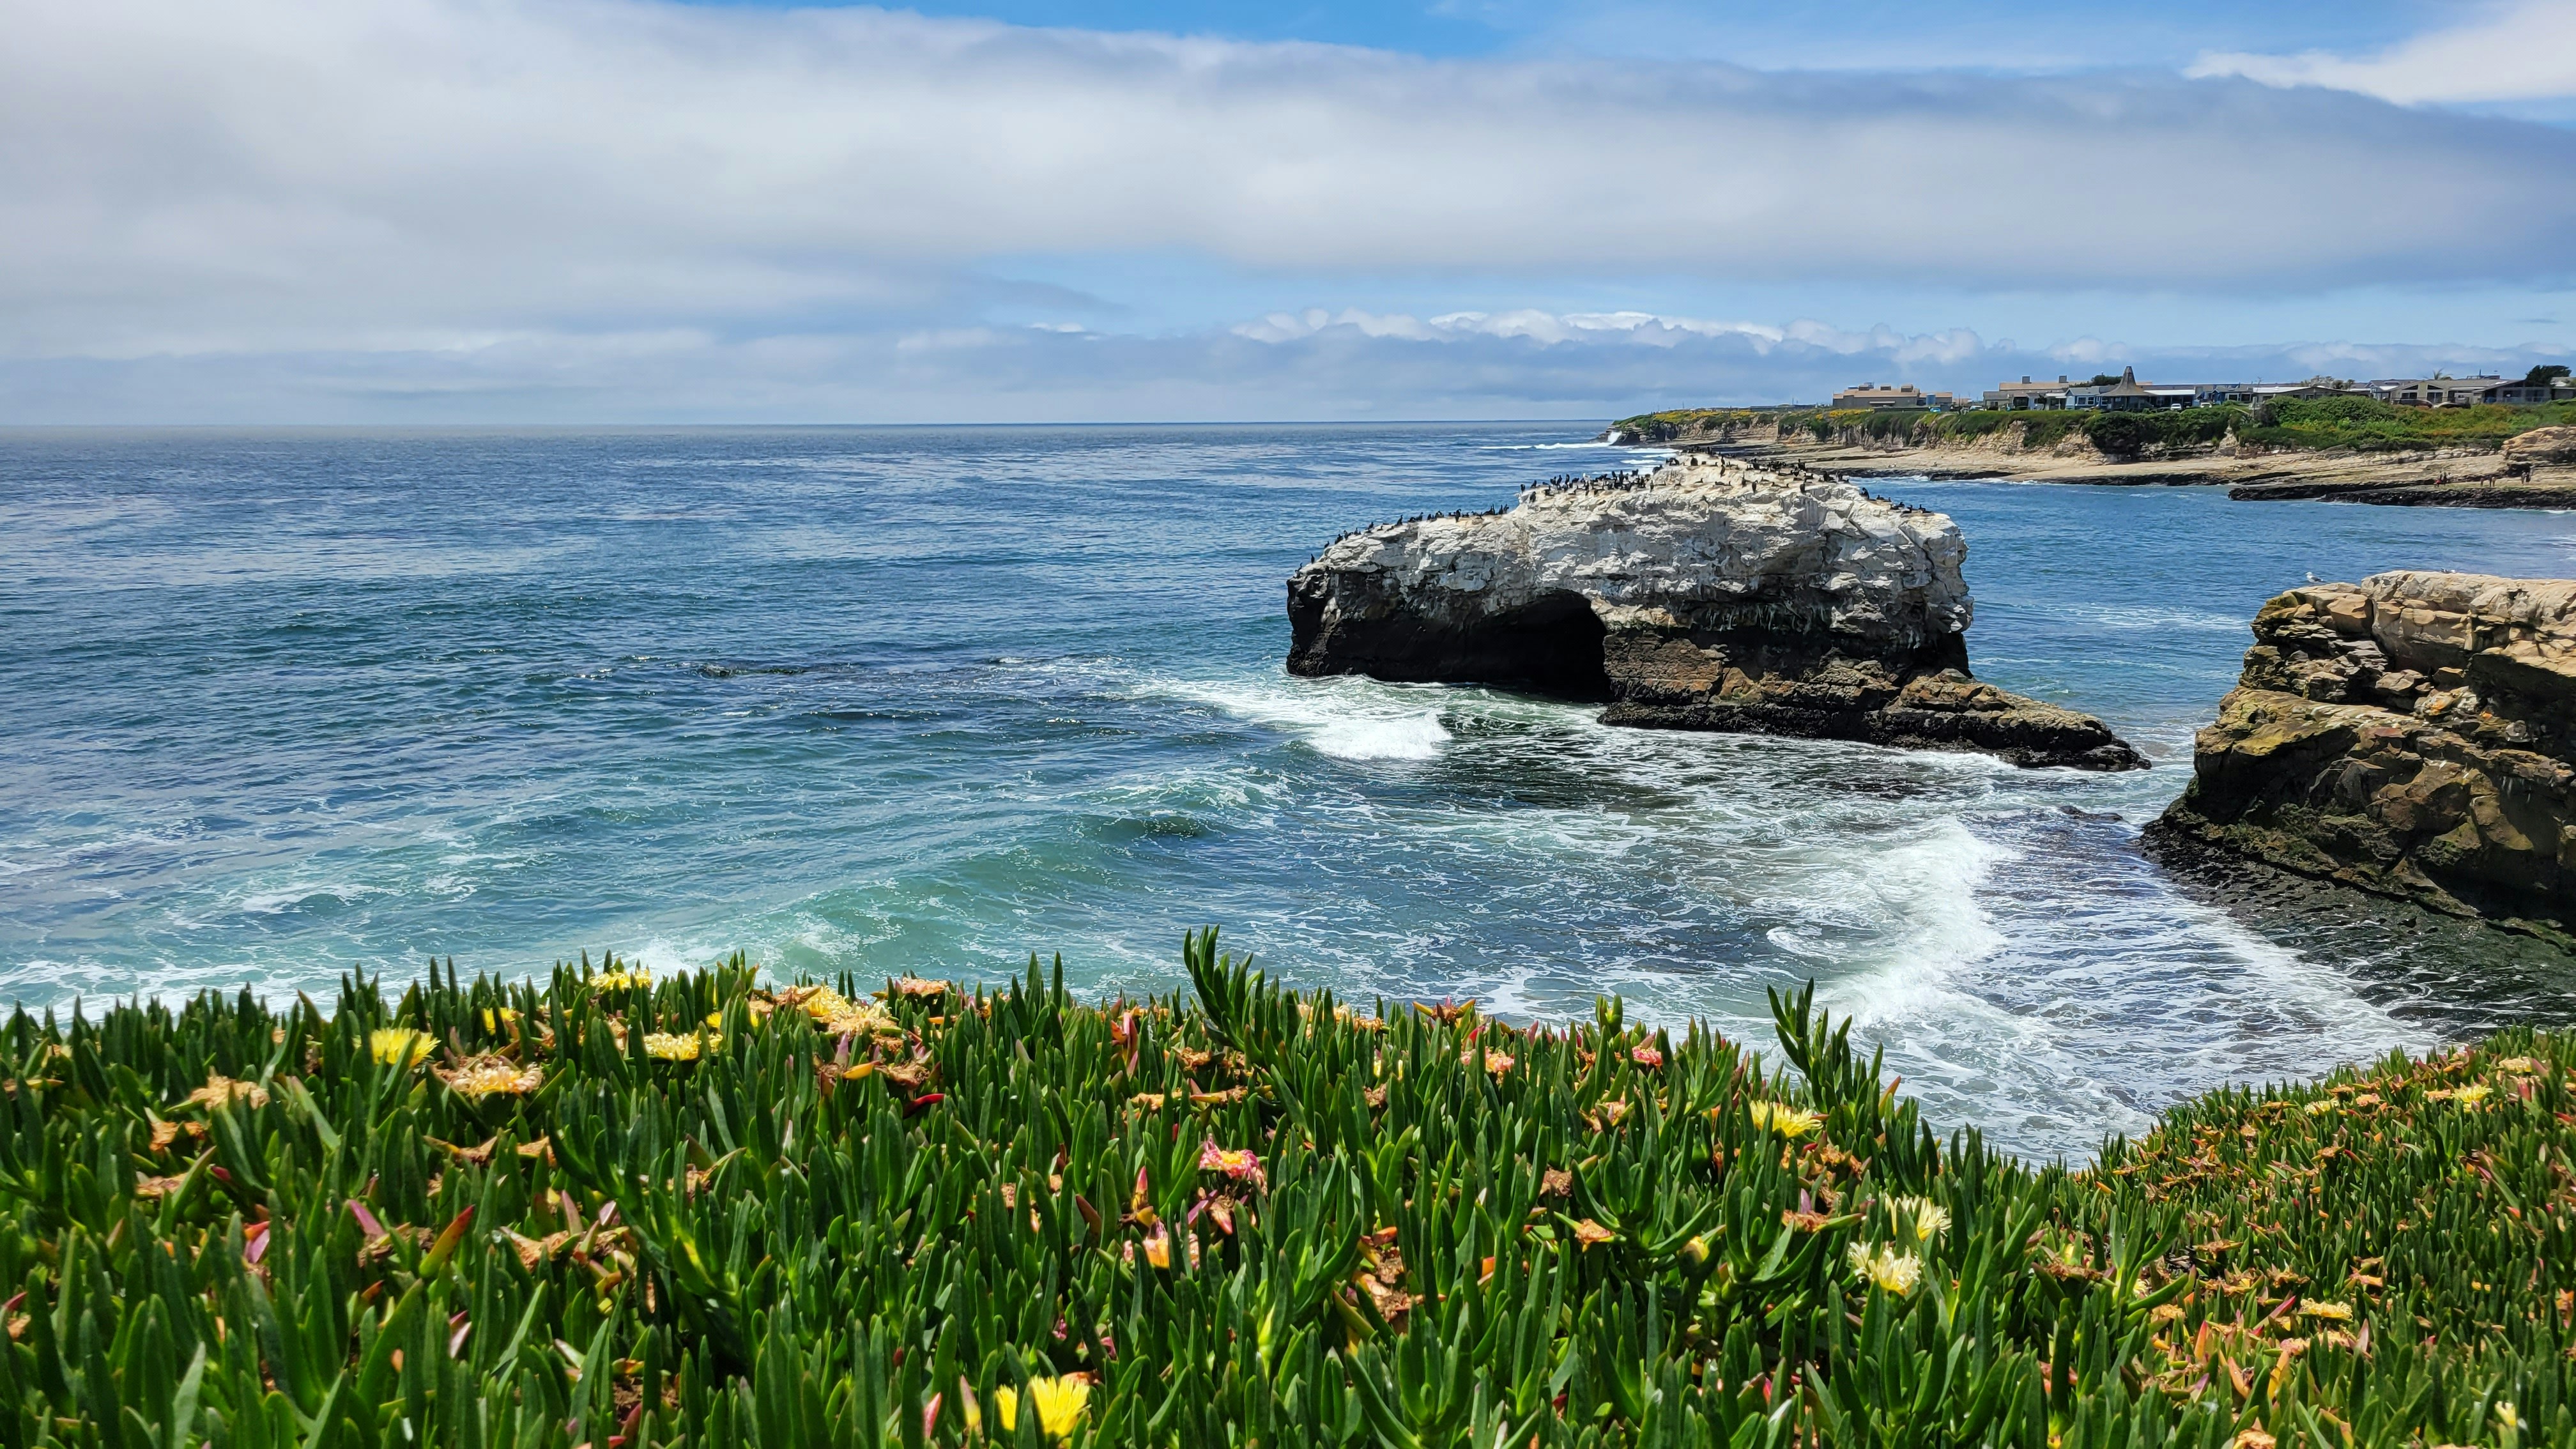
[1747,1101,1821,1138]
[1025,1375,1091,1439]
[436,1055,543,1098]
[591,967,652,992]
[2303,1100,2337,1116]
[2495,1056,2540,1075]
[370,1028,431,1068]
[643,1032,702,1062]
[1846,1241,1922,1296]
[480,1007,519,1032]
[2298,1301,2354,1321]
[992,1377,1094,1441]
[184,1074,270,1112]
[783,984,897,1038]
[1887,1195,1950,1241]
[2450,1084,2493,1109]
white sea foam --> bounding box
[1820,820,2014,1029]
[236,882,379,916]
[1310,712,1449,760]
[1155,673,1453,761]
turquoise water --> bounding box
[7,423,2576,1156]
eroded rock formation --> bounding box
[1286,457,2143,769]
[2150,572,2576,939]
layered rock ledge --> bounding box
[2149,572,2576,940]
[1285,457,2145,770]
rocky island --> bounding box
[1287,457,2144,769]
[2149,571,2576,941]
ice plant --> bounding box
[1847,1242,1923,1296]
[0,939,2566,1448]
[369,1025,431,1068]
[1747,1100,1821,1138]
[1197,1136,1267,1193]
[643,1032,703,1061]
[992,1377,1089,1441]
[183,1073,269,1110]
[1027,1374,1092,1440]
[1885,1194,1949,1241]
[435,1054,543,1098]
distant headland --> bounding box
[1609,365,2576,507]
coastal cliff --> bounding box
[1287,457,2144,769]
[1608,406,2576,505]
[2150,572,2576,940]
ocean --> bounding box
[7,422,2575,1158]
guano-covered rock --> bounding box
[1286,457,2144,770]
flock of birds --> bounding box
[1299,459,1936,567]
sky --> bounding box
[4,0,2575,422]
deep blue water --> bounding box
[7,423,2576,1156]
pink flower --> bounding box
[1197,1137,1268,1192]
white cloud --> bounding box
[6,0,2576,373]
[1227,308,1994,367]
[8,308,2558,424]
[2190,1,2576,105]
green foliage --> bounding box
[2521,365,2568,390]
[2080,407,2244,457]
[0,939,2570,1448]
[2241,397,2576,454]
[1609,410,1771,443]
[1612,396,2576,460]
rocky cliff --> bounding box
[2150,572,2576,940]
[1286,457,2144,769]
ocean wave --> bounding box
[235,882,381,916]
[1154,673,1453,762]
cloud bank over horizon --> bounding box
[4,0,2573,422]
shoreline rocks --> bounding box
[1286,457,2145,770]
[2148,572,2576,942]
[1608,417,2576,507]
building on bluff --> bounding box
[2149,571,2576,942]
[1285,456,2143,770]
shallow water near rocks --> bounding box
[7,422,2576,1159]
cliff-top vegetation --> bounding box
[4,931,2571,1448]
[1613,398,2576,458]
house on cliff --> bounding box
[1979,375,2073,410]
[2368,374,2575,407]
[1831,383,1956,410]
[2066,367,2195,412]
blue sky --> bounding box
[3,0,2573,420]
[712,1,2434,71]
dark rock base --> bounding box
[1287,592,2147,770]
[1603,693,2146,770]
[1287,582,1613,700]
[2142,817,2576,974]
